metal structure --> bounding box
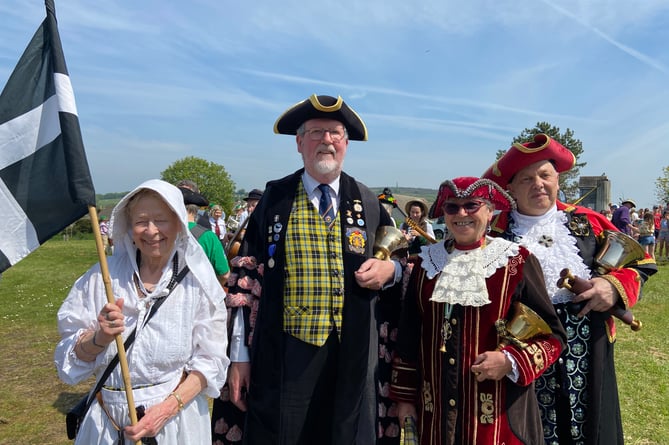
[577,175,611,212]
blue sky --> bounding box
[1,1,669,210]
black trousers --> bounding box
[280,331,340,445]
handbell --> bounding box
[373,226,409,260]
[594,230,645,274]
[495,302,553,350]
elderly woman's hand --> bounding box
[74,298,126,361]
[123,400,173,441]
[124,371,207,441]
[96,298,125,345]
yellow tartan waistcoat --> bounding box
[283,184,345,346]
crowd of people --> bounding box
[57,94,659,445]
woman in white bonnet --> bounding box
[55,179,229,444]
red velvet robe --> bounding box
[391,241,566,445]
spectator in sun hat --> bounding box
[219,94,404,444]
[399,199,435,255]
[612,198,636,235]
[482,133,657,445]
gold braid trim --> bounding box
[599,274,630,307]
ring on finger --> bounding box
[109,320,116,328]
[105,312,111,321]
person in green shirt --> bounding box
[187,204,230,287]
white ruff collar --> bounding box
[510,207,591,303]
[419,237,519,307]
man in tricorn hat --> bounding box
[224,95,403,444]
[482,134,657,445]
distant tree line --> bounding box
[97,192,128,200]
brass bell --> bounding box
[495,302,552,350]
[594,230,645,274]
[373,226,409,260]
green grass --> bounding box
[0,239,98,445]
[0,240,667,444]
[616,259,669,444]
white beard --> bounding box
[303,144,343,177]
[314,158,339,175]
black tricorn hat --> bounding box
[273,94,368,141]
[244,189,264,202]
[178,186,209,207]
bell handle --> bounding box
[557,268,642,331]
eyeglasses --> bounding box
[303,127,347,142]
[443,201,485,215]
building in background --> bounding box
[577,175,611,212]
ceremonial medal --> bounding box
[346,227,366,254]
[267,244,276,268]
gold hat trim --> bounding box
[309,94,343,112]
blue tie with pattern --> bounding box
[318,183,335,226]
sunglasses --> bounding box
[443,201,485,215]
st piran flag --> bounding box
[0,0,95,274]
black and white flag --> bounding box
[0,0,95,273]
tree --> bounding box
[655,165,669,205]
[161,156,235,214]
[497,122,586,202]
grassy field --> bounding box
[0,239,667,444]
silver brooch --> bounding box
[538,235,554,247]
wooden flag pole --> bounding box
[89,205,142,445]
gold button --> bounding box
[449,399,456,407]
[451,318,457,325]
[448,358,455,365]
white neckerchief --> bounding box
[510,206,591,304]
[419,237,519,307]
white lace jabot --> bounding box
[510,207,591,304]
[419,237,519,307]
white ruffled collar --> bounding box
[510,207,591,303]
[418,237,519,307]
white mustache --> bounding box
[316,145,336,155]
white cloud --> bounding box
[1,0,668,210]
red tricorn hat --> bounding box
[481,133,575,189]
[429,176,516,219]
[273,94,368,141]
